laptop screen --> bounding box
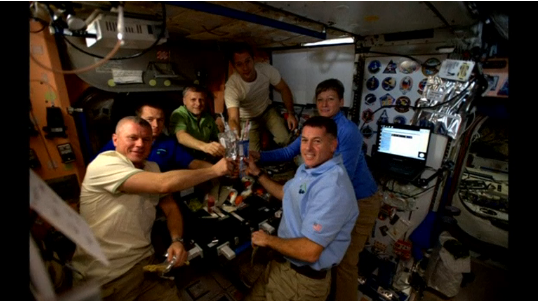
[375,123,431,161]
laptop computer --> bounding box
[374,123,432,183]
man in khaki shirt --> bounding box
[71,116,234,301]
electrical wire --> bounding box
[29,3,125,74]
[62,2,167,60]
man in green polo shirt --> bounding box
[170,85,225,163]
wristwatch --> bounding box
[254,170,264,180]
[171,237,184,245]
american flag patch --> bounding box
[313,223,322,232]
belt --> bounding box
[274,255,329,280]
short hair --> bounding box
[227,42,254,64]
[302,116,338,139]
[134,100,164,116]
[182,84,210,99]
[315,78,345,100]
[115,116,151,134]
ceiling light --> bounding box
[302,37,354,47]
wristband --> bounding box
[171,237,184,245]
[254,170,264,180]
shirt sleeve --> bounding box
[84,152,144,194]
[300,173,358,248]
[262,63,282,86]
[224,79,241,109]
[169,108,188,135]
[260,136,301,163]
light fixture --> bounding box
[437,46,456,53]
[302,37,354,47]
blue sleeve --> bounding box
[260,136,301,163]
[174,143,195,169]
[91,140,115,162]
[337,126,362,181]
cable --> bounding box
[30,3,124,74]
[62,2,167,60]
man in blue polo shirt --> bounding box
[243,116,358,301]
[250,79,381,301]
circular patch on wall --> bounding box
[364,93,377,106]
[361,125,375,139]
[366,76,379,91]
[418,78,428,94]
[368,60,382,74]
[393,115,407,125]
[379,93,395,106]
[422,58,441,76]
[399,76,413,95]
[382,77,396,91]
[361,108,375,123]
[394,96,411,113]
[398,59,420,74]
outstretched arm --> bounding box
[118,158,234,194]
[244,156,284,200]
[227,107,241,138]
[175,130,225,157]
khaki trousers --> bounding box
[334,193,381,301]
[243,106,291,152]
[245,259,331,301]
[100,255,181,301]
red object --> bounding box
[235,195,243,205]
[207,196,215,213]
[393,239,412,260]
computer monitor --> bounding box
[374,123,432,181]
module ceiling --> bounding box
[71,1,482,49]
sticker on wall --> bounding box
[422,58,441,76]
[364,93,377,106]
[366,76,379,91]
[368,60,382,74]
[361,125,375,139]
[377,109,389,124]
[382,77,396,91]
[383,60,397,74]
[394,96,411,113]
[393,115,407,125]
[398,59,420,74]
[361,108,375,124]
[399,76,413,95]
[418,78,427,94]
[379,93,395,106]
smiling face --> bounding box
[300,125,337,169]
[183,89,207,117]
[316,89,344,118]
[113,120,152,168]
[232,51,256,82]
[138,105,165,139]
